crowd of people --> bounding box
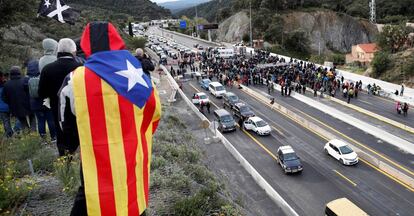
[171,47,408,115]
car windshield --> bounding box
[256,120,267,127]
[199,95,207,99]
[229,95,239,102]
[221,115,233,123]
[284,153,298,161]
[339,145,353,154]
[216,86,225,91]
[240,106,251,113]
[203,79,210,84]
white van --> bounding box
[217,49,235,59]
[209,82,226,98]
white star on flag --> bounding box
[44,0,51,8]
[47,0,70,23]
[116,60,149,91]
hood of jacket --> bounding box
[27,60,40,77]
[80,22,125,59]
[42,38,58,56]
[9,66,22,80]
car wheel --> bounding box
[340,159,344,165]
[324,148,329,155]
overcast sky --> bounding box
[150,0,177,3]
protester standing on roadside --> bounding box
[39,38,81,156]
[400,84,405,96]
[0,72,13,138]
[136,48,155,77]
[2,66,31,131]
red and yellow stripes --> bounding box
[73,67,161,216]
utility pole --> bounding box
[369,0,376,24]
[195,5,199,38]
[249,0,253,47]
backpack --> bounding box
[28,77,40,98]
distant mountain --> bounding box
[177,0,235,22]
[68,0,171,20]
[159,0,211,14]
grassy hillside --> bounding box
[177,0,235,22]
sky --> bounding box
[150,0,178,3]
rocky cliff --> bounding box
[216,11,378,53]
[216,11,250,43]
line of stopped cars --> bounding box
[193,76,358,174]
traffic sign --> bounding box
[179,20,187,29]
[202,23,219,30]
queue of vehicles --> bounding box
[192,76,359,177]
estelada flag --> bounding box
[72,22,161,215]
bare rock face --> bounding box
[282,11,378,53]
[217,10,378,53]
[216,11,250,43]
[2,23,45,46]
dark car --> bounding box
[214,109,236,133]
[223,92,239,109]
[277,146,303,174]
[232,102,254,119]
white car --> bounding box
[324,139,358,165]
[192,92,209,105]
[208,82,226,98]
[243,116,271,136]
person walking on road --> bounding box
[402,103,409,116]
[206,101,211,114]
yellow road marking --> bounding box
[242,128,278,161]
[360,158,414,192]
[287,99,414,178]
[242,87,414,192]
[334,170,357,187]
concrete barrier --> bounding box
[240,85,414,190]
[160,65,299,216]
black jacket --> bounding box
[39,53,81,121]
[2,68,31,117]
[136,55,155,77]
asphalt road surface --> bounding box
[145,31,414,215]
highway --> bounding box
[181,78,414,216]
[146,28,414,215]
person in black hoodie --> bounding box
[2,66,31,131]
[39,38,81,156]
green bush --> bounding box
[0,163,35,214]
[53,155,81,196]
[126,37,147,50]
[372,51,391,77]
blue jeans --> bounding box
[35,110,56,140]
[0,112,13,137]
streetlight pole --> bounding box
[249,0,253,47]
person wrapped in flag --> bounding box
[58,21,161,216]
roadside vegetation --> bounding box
[149,113,241,215]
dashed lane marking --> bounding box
[333,170,357,187]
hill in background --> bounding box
[160,0,211,14]
[68,0,171,20]
[178,0,414,23]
